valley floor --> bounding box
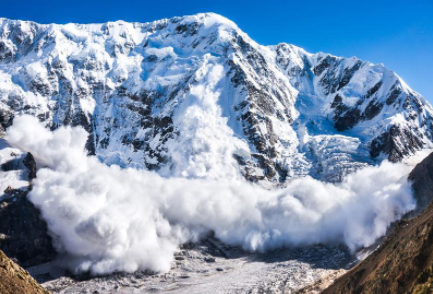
[31,237,353,294]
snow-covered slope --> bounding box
[273,44,433,180]
[0,13,431,182]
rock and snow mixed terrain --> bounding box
[0,139,32,200]
[0,12,432,294]
[0,13,432,183]
[37,239,352,294]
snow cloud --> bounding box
[5,115,422,275]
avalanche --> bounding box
[7,115,421,275]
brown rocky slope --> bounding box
[0,249,49,294]
[323,152,433,294]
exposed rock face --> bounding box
[409,152,433,215]
[0,146,54,268]
[0,188,55,268]
[323,152,433,294]
[371,125,425,162]
[0,249,49,294]
[23,152,37,181]
[0,14,432,183]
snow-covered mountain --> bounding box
[0,13,432,182]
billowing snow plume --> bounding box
[158,61,244,180]
[5,115,423,275]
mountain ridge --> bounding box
[0,13,432,182]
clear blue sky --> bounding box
[2,0,433,101]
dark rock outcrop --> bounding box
[370,125,425,162]
[409,152,433,215]
[23,152,37,181]
[0,189,55,268]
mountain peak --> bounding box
[0,14,431,182]
[174,12,237,27]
